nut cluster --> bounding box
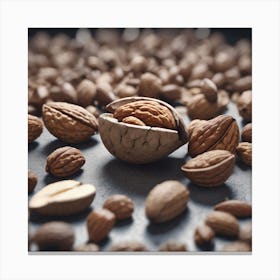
[28,28,252,253]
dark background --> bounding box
[28,28,251,45]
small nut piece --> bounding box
[46,146,85,177]
[103,194,134,220]
[99,97,188,164]
[237,90,252,122]
[222,241,251,252]
[33,221,74,251]
[138,72,162,98]
[42,102,98,143]
[194,224,215,246]
[159,241,187,252]
[29,180,96,216]
[28,170,37,193]
[205,211,240,237]
[181,150,235,187]
[28,114,43,143]
[239,223,252,245]
[200,78,218,103]
[188,115,240,157]
[187,91,229,120]
[77,79,97,107]
[145,180,189,223]
[241,123,252,143]
[87,209,116,242]
[214,200,252,218]
[110,241,147,252]
[74,243,100,252]
[237,142,252,166]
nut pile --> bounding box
[28,28,252,252]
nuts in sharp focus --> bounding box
[239,223,252,245]
[28,170,37,193]
[46,146,85,177]
[181,150,235,187]
[241,123,252,143]
[145,180,189,223]
[159,241,187,251]
[138,72,162,98]
[222,241,251,252]
[110,241,147,251]
[87,209,116,242]
[99,97,188,164]
[214,200,252,218]
[194,224,215,246]
[237,90,252,122]
[188,115,240,157]
[113,100,176,129]
[33,221,74,251]
[42,102,98,143]
[29,180,96,216]
[103,194,134,220]
[205,211,240,237]
[200,78,218,103]
[28,114,43,143]
[237,142,252,166]
[74,243,100,252]
[77,79,97,107]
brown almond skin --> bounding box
[42,102,98,144]
[28,114,43,143]
[188,115,240,157]
[181,150,235,187]
[46,146,85,177]
[239,223,252,245]
[74,243,100,252]
[237,142,252,166]
[241,123,252,143]
[33,222,74,251]
[159,241,188,252]
[87,209,116,242]
[138,72,162,98]
[200,78,218,103]
[110,241,148,252]
[222,241,251,252]
[237,90,252,122]
[28,170,37,193]
[194,224,215,246]
[145,180,189,223]
[103,194,134,220]
[214,200,252,218]
[205,211,240,237]
[77,79,97,107]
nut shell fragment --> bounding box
[29,180,96,216]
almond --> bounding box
[145,180,189,223]
[29,180,96,216]
[214,200,252,218]
[205,211,239,237]
[28,114,43,143]
[181,150,235,187]
[237,142,252,166]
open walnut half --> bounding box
[99,97,188,164]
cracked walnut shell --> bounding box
[99,97,188,164]
[42,102,98,144]
[188,115,240,157]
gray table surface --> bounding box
[28,101,252,253]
